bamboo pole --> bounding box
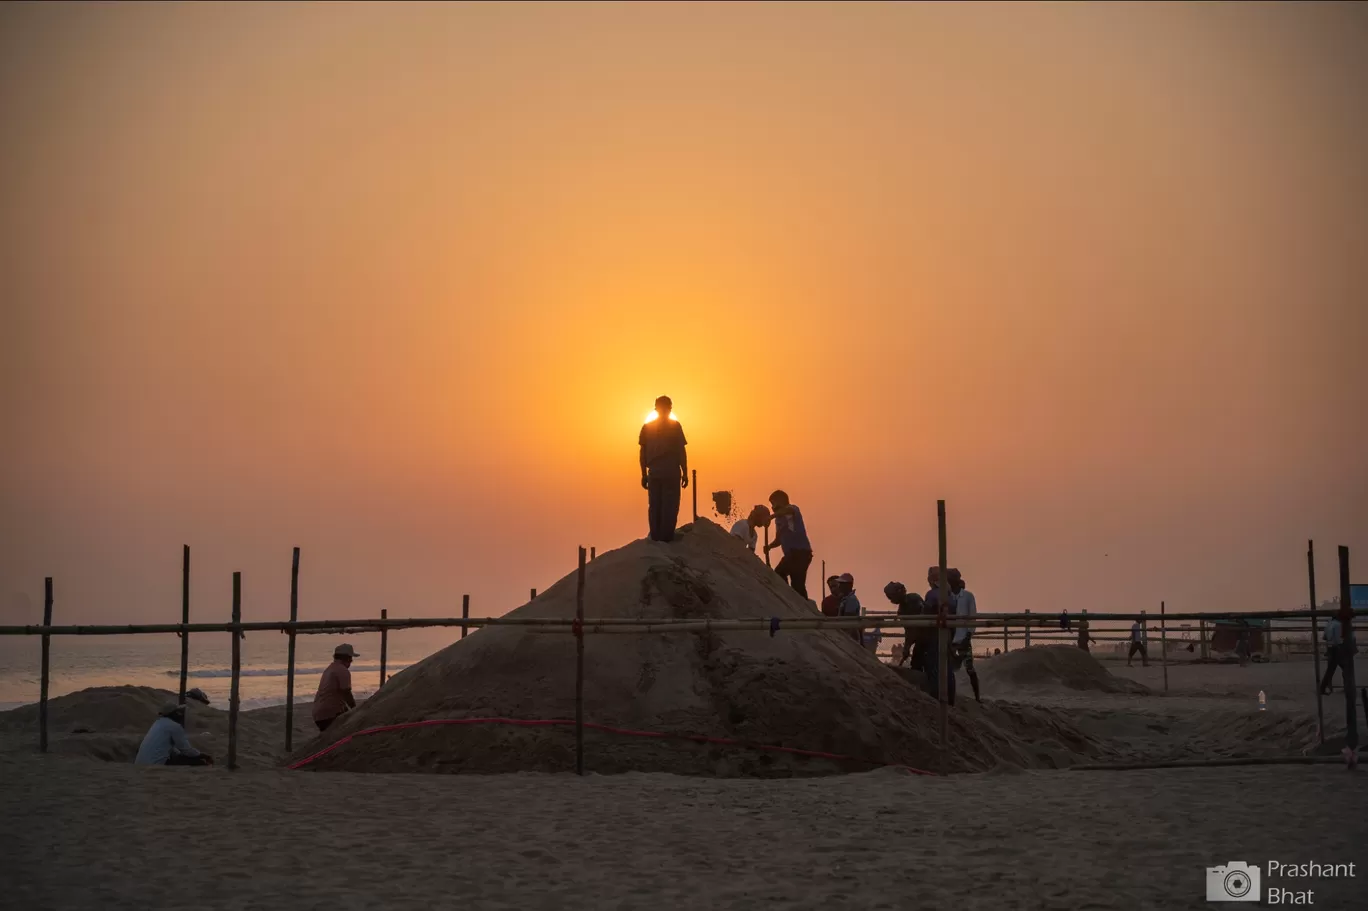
[1338,546,1358,752]
[461,594,469,639]
[1070,755,1357,772]
[1309,540,1323,743]
[531,588,537,600]
[39,577,52,753]
[590,547,596,561]
[691,469,697,521]
[228,572,241,771]
[1199,618,1209,661]
[379,608,388,687]
[285,546,300,753]
[178,545,190,704]
[1161,600,1168,692]
[1024,610,1031,647]
[936,499,948,751]
[575,545,586,776]
[764,525,771,568]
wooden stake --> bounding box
[228,572,241,771]
[1024,610,1031,647]
[575,546,586,776]
[691,469,697,521]
[461,594,469,639]
[1199,618,1209,661]
[379,608,388,687]
[936,499,949,752]
[1338,546,1358,751]
[764,525,771,568]
[39,577,52,753]
[1308,540,1324,743]
[1003,618,1009,654]
[1160,600,1168,692]
[178,545,190,704]
[285,546,299,753]
[531,588,537,600]
[590,547,596,561]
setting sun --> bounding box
[644,411,680,423]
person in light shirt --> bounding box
[134,702,212,767]
[313,643,359,732]
[1320,616,1344,695]
[949,568,981,703]
[729,505,771,554]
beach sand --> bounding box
[2,656,1365,909]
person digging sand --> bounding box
[764,489,813,599]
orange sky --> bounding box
[2,1,1365,629]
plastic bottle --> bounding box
[1258,690,1266,712]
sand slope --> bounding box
[292,520,1078,775]
[977,645,1151,694]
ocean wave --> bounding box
[165,664,406,679]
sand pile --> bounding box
[978,646,1151,694]
[291,519,1070,776]
[0,686,314,767]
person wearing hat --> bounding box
[313,643,360,732]
[821,575,842,617]
[828,573,862,645]
[948,568,981,703]
[133,701,212,766]
[639,395,689,543]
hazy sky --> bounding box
[2,1,1365,630]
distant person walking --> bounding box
[1076,614,1096,652]
[1127,620,1149,667]
[639,396,689,543]
[1320,616,1344,695]
[949,568,981,703]
[729,505,770,554]
[134,702,212,767]
[313,644,359,732]
[764,490,813,599]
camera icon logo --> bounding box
[1206,861,1261,902]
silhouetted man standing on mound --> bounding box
[639,395,688,542]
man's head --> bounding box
[883,581,906,604]
[927,565,942,588]
[654,396,672,420]
[948,568,963,592]
[768,490,790,510]
[827,575,841,594]
[334,643,360,666]
[836,572,854,594]
[159,702,187,726]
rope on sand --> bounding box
[287,716,939,776]
[1068,753,1362,772]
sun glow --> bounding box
[644,411,680,423]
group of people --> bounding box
[133,644,362,769]
[881,567,982,704]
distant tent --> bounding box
[1208,617,1268,654]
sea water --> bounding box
[0,629,457,711]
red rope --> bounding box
[287,716,938,776]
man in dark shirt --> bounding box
[923,566,957,706]
[884,581,928,670]
[763,490,813,599]
[638,396,688,543]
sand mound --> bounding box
[291,520,1084,776]
[978,646,1150,694]
[0,686,314,768]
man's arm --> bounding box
[343,688,356,710]
[171,723,201,758]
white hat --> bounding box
[159,702,186,717]
[334,643,360,658]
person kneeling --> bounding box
[134,702,213,767]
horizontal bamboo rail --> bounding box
[3,607,1361,637]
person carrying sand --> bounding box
[763,490,813,599]
[949,568,981,703]
[313,643,359,732]
[639,396,689,543]
[1127,620,1149,667]
[134,701,212,767]
[884,581,928,669]
[730,504,770,554]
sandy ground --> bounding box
[1,755,1364,910]
[2,657,1364,909]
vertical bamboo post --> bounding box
[1199,618,1209,661]
[1160,600,1169,692]
[764,526,771,568]
[228,571,242,771]
[1337,546,1358,752]
[575,546,586,776]
[1024,610,1031,647]
[179,545,190,704]
[936,500,949,750]
[39,577,53,753]
[461,594,469,639]
[1003,617,1009,653]
[285,546,299,753]
[590,547,596,561]
[379,608,388,687]
[1308,540,1324,743]
[531,588,537,600]
[691,469,697,521]
[1141,609,1147,663]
